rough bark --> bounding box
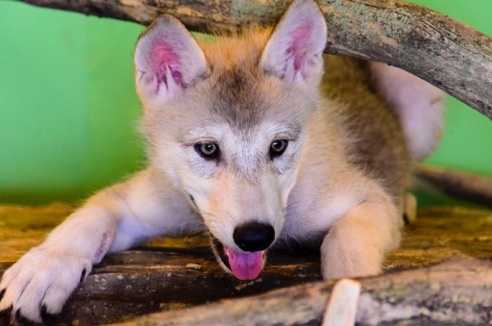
[112,257,492,325]
[416,164,492,208]
[18,0,492,120]
[2,204,492,325]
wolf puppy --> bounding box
[0,0,443,322]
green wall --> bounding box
[0,1,491,204]
[0,4,145,203]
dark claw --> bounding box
[80,269,87,284]
[40,305,47,317]
[41,304,58,325]
[0,304,12,317]
[0,305,12,326]
[0,288,5,301]
[403,213,411,225]
[14,308,42,325]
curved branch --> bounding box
[19,0,492,120]
[416,164,492,208]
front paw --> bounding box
[320,226,383,280]
[0,247,92,324]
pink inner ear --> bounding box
[150,40,184,89]
[286,23,313,72]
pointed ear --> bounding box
[135,15,208,104]
[260,0,327,84]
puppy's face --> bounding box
[135,0,327,280]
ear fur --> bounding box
[260,0,327,85]
[135,15,208,104]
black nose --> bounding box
[233,222,275,252]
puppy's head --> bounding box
[135,0,327,280]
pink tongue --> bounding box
[224,247,265,280]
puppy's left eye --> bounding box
[269,140,288,159]
[194,142,220,160]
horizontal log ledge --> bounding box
[20,0,492,120]
[114,256,492,325]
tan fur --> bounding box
[321,56,412,202]
[1,1,443,321]
[199,28,272,72]
[142,26,408,275]
[198,28,411,204]
[171,28,410,278]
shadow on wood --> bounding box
[1,204,492,325]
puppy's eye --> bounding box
[269,139,288,159]
[194,142,220,160]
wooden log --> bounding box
[0,247,322,325]
[17,0,492,120]
[416,164,492,208]
[112,256,492,325]
[1,204,492,324]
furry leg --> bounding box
[0,169,201,323]
[321,197,401,280]
[370,62,445,161]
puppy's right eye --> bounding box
[269,139,288,159]
[194,142,220,160]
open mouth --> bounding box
[210,235,267,280]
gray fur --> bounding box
[321,55,412,202]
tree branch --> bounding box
[416,164,492,208]
[112,257,492,325]
[19,0,492,120]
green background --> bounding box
[0,0,491,204]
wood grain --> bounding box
[2,204,492,324]
[113,257,492,325]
